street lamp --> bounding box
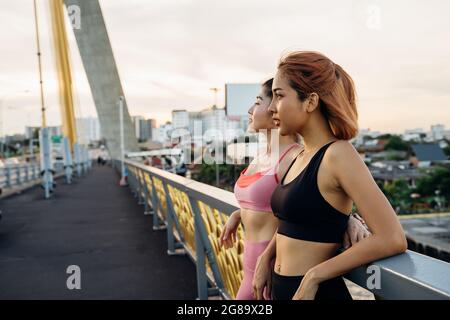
[118,96,127,186]
[209,87,220,186]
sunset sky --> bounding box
[1,0,449,135]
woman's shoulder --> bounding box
[325,140,363,169]
[327,140,357,156]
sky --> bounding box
[0,0,449,136]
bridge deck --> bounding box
[0,164,197,299]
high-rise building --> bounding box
[225,83,260,116]
[131,116,156,141]
[188,111,202,134]
[352,128,383,146]
[202,106,227,141]
[403,128,425,142]
[76,117,102,144]
[131,116,144,140]
[146,118,157,140]
[172,110,189,129]
[152,122,173,144]
[430,124,445,141]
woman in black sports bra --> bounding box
[252,51,407,300]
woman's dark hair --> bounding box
[262,78,274,99]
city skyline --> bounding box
[1,0,450,136]
[2,109,449,139]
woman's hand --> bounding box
[291,270,320,300]
[252,254,273,300]
[343,213,371,250]
[219,210,241,249]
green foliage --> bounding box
[386,150,407,161]
[444,145,450,156]
[381,179,413,213]
[384,135,410,152]
[193,159,450,215]
[377,166,450,214]
[415,166,450,202]
[377,134,392,140]
[192,162,247,191]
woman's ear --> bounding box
[306,92,320,113]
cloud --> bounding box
[0,0,449,135]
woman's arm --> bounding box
[293,141,407,299]
[252,230,277,300]
[219,209,241,249]
[343,213,371,249]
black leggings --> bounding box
[271,271,353,300]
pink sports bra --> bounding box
[234,144,301,212]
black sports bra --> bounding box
[270,140,350,243]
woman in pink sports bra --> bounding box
[219,79,369,300]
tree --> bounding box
[415,166,450,203]
[386,150,407,161]
[384,135,410,152]
[444,145,450,157]
[192,162,246,191]
[378,134,392,140]
[382,179,413,213]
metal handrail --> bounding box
[121,159,450,300]
[0,163,41,190]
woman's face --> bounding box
[268,71,310,136]
[247,87,276,132]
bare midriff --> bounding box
[274,233,341,276]
[240,208,278,242]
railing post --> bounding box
[62,137,73,184]
[136,171,145,205]
[149,174,166,231]
[162,181,185,256]
[73,143,82,177]
[194,215,208,300]
[16,166,22,185]
[24,165,29,182]
[81,147,85,174]
[40,127,55,199]
[142,175,153,215]
[129,167,138,198]
[137,170,152,215]
[0,168,4,190]
[32,164,37,180]
[86,148,91,170]
[188,196,225,299]
[83,147,88,174]
[5,166,11,188]
[79,146,85,175]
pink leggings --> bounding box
[236,239,271,300]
